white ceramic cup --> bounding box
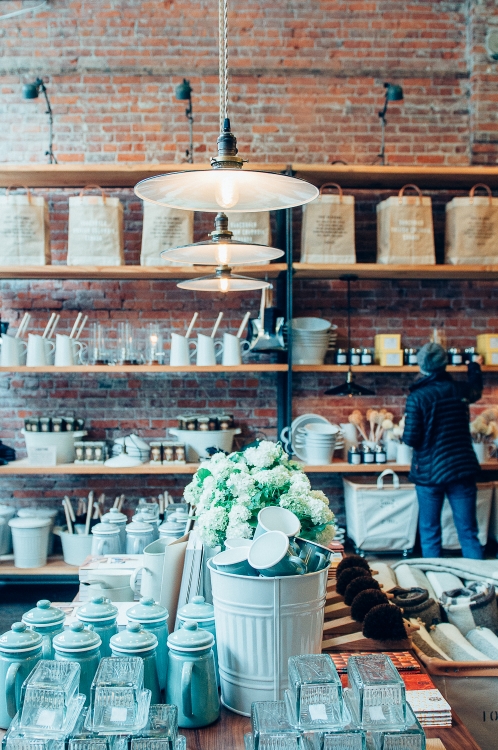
[222,333,250,366]
[130,539,165,600]
[55,334,84,366]
[0,334,27,366]
[253,506,301,540]
[196,333,223,366]
[170,333,197,366]
[26,334,55,366]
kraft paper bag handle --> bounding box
[6,184,32,203]
[377,469,400,490]
[79,184,107,204]
[469,182,493,206]
[319,182,343,202]
[398,184,423,205]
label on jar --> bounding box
[110,707,128,723]
[375,454,387,464]
[363,453,375,464]
[451,354,463,365]
[361,354,372,365]
[350,354,360,365]
[408,354,418,365]
[349,453,361,465]
[337,354,347,364]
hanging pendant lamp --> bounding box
[324,275,374,397]
[134,0,318,213]
[178,268,270,293]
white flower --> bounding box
[289,472,311,493]
[226,471,257,506]
[196,506,228,547]
[315,524,336,545]
[252,464,292,489]
[243,440,283,469]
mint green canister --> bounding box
[127,597,169,695]
[76,596,118,658]
[22,599,65,660]
[110,622,160,704]
[53,622,101,704]
[0,623,42,729]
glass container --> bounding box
[286,655,343,728]
[19,661,81,734]
[347,655,406,730]
[251,701,300,750]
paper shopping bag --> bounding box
[377,184,435,264]
[301,183,356,263]
[0,186,50,266]
[140,202,194,265]
[445,183,498,264]
[68,185,124,266]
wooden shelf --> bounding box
[294,365,498,373]
[0,460,200,474]
[0,364,286,374]
[291,164,498,190]
[293,263,498,280]
[0,264,285,280]
[303,461,498,473]
[0,556,77,577]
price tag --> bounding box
[37,709,56,726]
[308,704,328,721]
[110,707,128,723]
[368,706,386,721]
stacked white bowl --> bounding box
[289,317,337,365]
[301,423,340,465]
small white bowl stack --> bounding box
[287,317,337,365]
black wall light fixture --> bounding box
[175,78,194,164]
[22,77,57,164]
[377,82,403,166]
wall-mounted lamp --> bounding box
[22,77,57,164]
[377,82,403,166]
[175,78,194,164]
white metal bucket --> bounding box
[208,561,328,715]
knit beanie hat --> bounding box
[417,343,448,374]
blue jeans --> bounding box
[416,480,484,559]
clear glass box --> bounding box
[251,702,300,750]
[19,662,82,734]
[346,655,406,729]
[287,655,343,728]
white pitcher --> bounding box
[55,334,84,366]
[222,333,250,366]
[196,333,223,366]
[26,334,55,367]
[130,540,165,601]
[170,333,197,366]
[0,334,27,366]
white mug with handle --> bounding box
[0,334,27,366]
[196,333,223,366]
[129,540,165,601]
[55,334,84,366]
[222,333,250,366]
[170,333,197,366]
[26,334,55,367]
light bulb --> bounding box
[215,243,231,265]
[150,335,158,345]
[215,172,239,209]
[220,277,230,293]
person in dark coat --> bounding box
[403,342,484,559]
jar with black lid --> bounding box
[375,444,387,464]
[349,348,361,366]
[448,347,463,366]
[348,445,362,465]
[464,347,480,364]
[360,348,373,365]
[362,445,375,464]
[335,348,348,365]
[404,348,418,366]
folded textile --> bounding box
[466,627,498,660]
[410,618,450,660]
[371,561,397,591]
[431,623,488,662]
[391,587,441,628]
[426,571,463,599]
[392,558,498,587]
[440,582,498,636]
[394,563,437,600]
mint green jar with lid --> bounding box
[110,622,161,703]
[127,597,169,695]
[0,623,43,729]
[53,622,101,704]
[76,596,118,658]
[22,599,65,659]
[177,595,218,686]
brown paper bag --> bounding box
[377,184,435,265]
[67,185,124,266]
[140,203,194,266]
[301,183,356,263]
[0,186,50,266]
[227,211,271,245]
[445,183,498,265]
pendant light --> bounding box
[134,0,318,213]
[325,275,374,397]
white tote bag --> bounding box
[377,184,435,264]
[343,470,418,552]
[67,185,124,266]
[140,203,194,266]
[441,482,493,549]
[226,211,271,246]
[301,183,356,263]
[445,183,498,265]
[0,186,50,266]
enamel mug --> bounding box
[76,596,118,658]
[21,599,65,659]
[170,333,197,366]
[53,622,101,705]
[0,623,43,729]
[248,530,306,577]
[54,334,84,367]
[221,333,250,366]
[26,334,55,367]
[196,334,223,366]
[253,506,301,540]
[127,597,169,694]
[126,519,155,554]
[0,334,27,367]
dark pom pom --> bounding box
[336,567,372,596]
[344,576,380,606]
[350,589,388,622]
[336,555,370,579]
[362,604,407,641]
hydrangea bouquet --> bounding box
[184,440,336,548]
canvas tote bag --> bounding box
[0,185,50,266]
[376,183,435,264]
[226,211,271,246]
[140,203,194,266]
[300,183,355,263]
[67,185,124,266]
[445,183,498,265]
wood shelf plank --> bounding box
[293,365,498,373]
[0,264,286,280]
[0,556,77,577]
[303,461,498,473]
[0,460,200,475]
[0,364,286,374]
[293,263,498,280]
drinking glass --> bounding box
[116,322,138,365]
[89,322,107,365]
[145,324,164,365]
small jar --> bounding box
[149,442,162,464]
[84,442,95,463]
[362,445,375,464]
[30,418,40,432]
[24,418,32,432]
[219,415,233,430]
[93,442,106,463]
[349,348,361,366]
[197,418,210,432]
[185,416,197,431]
[51,417,64,432]
[448,347,463,366]
[39,417,52,432]
[360,348,373,365]
[162,442,175,463]
[75,418,85,430]
[174,444,186,463]
[177,416,187,430]
[335,348,348,365]
[348,445,362,465]
[208,416,219,431]
[63,417,75,432]
[74,442,85,463]
[375,444,387,464]
[404,348,418,366]
[464,347,479,364]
